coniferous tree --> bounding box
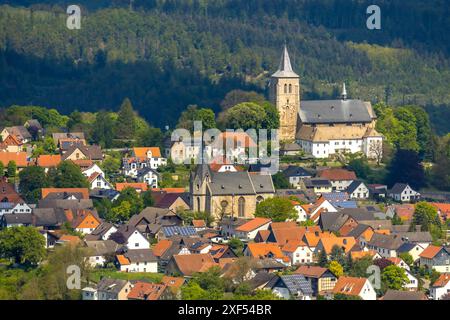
[115,98,136,139]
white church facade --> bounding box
[270,46,383,159]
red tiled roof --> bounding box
[0,151,28,167]
[172,253,217,276]
[152,240,172,257]
[127,282,166,300]
[41,188,89,200]
[115,182,148,192]
[37,154,61,167]
[332,277,367,296]
[192,219,206,228]
[432,273,450,287]
[236,218,271,232]
[419,245,442,259]
[318,168,357,181]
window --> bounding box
[284,84,287,93]
[135,243,139,247]
[289,84,292,93]
[238,197,245,217]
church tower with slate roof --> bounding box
[269,45,300,142]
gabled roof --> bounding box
[133,147,162,158]
[298,100,373,124]
[318,237,356,254]
[152,239,173,257]
[85,240,119,256]
[282,165,312,178]
[267,226,306,245]
[419,245,445,259]
[346,180,367,194]
[432,273,450,287]
[368,233,404,250]
[123,249,157,263]
[0,151,28,167]
[268,275,313,296]
[246,243,286,261]
[37,154,61,167]
[318,168,357,181]
[294,265,333,278]
[127,282,166,300]
[389,183,412,194]
[236,218,271,232]
[115,182,148,192]
[332,277,368,296]
[381,290,428,300]
[41,188,89,200]
[97,278,129,294]
[171,253,217,276]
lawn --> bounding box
[89,268,164,283]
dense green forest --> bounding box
[0,1,449,133]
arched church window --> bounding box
[289,84,292,93]
[284,84,287,93]
[196,197,201,212]
[238,197,245,217]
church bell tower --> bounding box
[269,45,300,142]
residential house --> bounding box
[36,154,61,171]
[1,126,31,143]
[303,178,333,195]
[85,240,120,267]
[219,217,248,238]
[136,167,159,188]
[234,217,272,241]
[84,222,118,241]
[281,240,314,265]
[192,219,207,232]
[127,282,167,300]
[131,147,167,169]
[265,275,313,300]
[41,187,90,200]
[430,273,450,300]
[70,209,102,234]
[366,233,404,258]
[397,242,426,263]
[109,225,150,250]
[153,192,190,212]
[315,237,356,257]
[52,132,85,146]
[165,253,217,277]
[61,144,103,162]
[419,246,450,273]
[403,269,419,291]
[331,276,377,300]
[24,119,43,139]
[431,203,450,223]
[244,243,290,265]
[116,249,158,273]
[115,182,148,193]
[282,165,313,188]
[0,212,33,228]
[381,290,428,300]
[128,207,183,239]
[0,202,32,216]
[346,180,370,200]
[95,278,132,300]
[294,266,338,296]
[388,183,420,203]
[317,168,356,191]
[280,142,302,156]
[0,151,28,168]
[0,134,23,152]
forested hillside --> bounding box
[0,1,449,133]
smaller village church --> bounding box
[269,46,383,159]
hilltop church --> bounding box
[269,46,383,159]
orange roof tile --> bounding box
[115,182,148,192]
[303,231,335,247]
[161,276,185,289]
[350,250,378,260]
[255,230,271,242]
[270,221,298,229]
[127,282,166,300]
[0,151,28,167]
[246,243,286,260]
[432,273,450,287]
[37,154,61,167]
[41,188,89,200]
[192,219,206,228]
[152,240,173,257]
[133,147,162,158]
[318,168,357,181]
[419,245,443,259]
[294,265,329,278]
[332,277,367,296]
[172,253,217,276]
[236,218,271,232]
[281,240,307,252]
[319,237,356,254]
[270,226,306,245]
[116,254,130,265]
[59,235,81,246]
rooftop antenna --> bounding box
[341,82,347,100]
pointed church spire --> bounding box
[271,45,299,78]
[341,82,347,100]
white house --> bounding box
[136,167,159,188]
[388,183,420,202]
[0,202,32,216]
[396,242,426,263]
[85,240,119,267]
[404,270,419,291]
[430,274,450,300]
[346,180,370,200]
[282,241,314,265]
[116,249,158,273]
[318,168,356,191]
[234,218,271,241]
[111,226,150,250]
[332,277,377,300]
